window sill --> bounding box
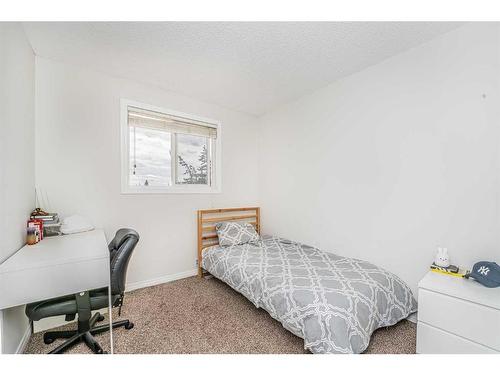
[121,186,221,195]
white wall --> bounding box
[0,23,35,353]
[35,57,259,288]
[258,23,500,295]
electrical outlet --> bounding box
[194,258,199,267]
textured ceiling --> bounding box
[23,22,463,116]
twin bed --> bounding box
[197,207,417,354]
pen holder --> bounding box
[27,227,37,245]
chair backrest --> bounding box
[108,228,139,295]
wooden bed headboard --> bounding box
[197,207,260,277]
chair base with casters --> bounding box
[43,312,133,354]
[25,228,140,354]
[27,289,134,354]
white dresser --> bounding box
[416,271,500,354]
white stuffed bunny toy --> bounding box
[435,247,450,268]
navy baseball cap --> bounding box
[469,261,500,288]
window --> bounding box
[121,100,220,193]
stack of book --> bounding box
[31,212,58,224]
[30,209,62,236]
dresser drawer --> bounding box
[418,288,500,351]
[417,322,498,354]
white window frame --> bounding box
[120,99,221,194]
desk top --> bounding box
[419,271,500,310]
[0,229,108,274]
[0,229,110,311]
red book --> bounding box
[27,219,44,242]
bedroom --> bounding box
[1,0,499,371]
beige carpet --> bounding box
[24,276,416,354]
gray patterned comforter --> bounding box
[202,236,417,354]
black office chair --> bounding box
[25,228,139,354]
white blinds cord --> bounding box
[133,125,136,175]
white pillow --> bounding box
[61,215,94,235]
[215,221,259,247]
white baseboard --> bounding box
[125,269,198,292]
[15,323,31,354]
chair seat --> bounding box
[26,288,120,321]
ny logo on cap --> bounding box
[478,266,490,276]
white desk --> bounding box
[0,229,114,353]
